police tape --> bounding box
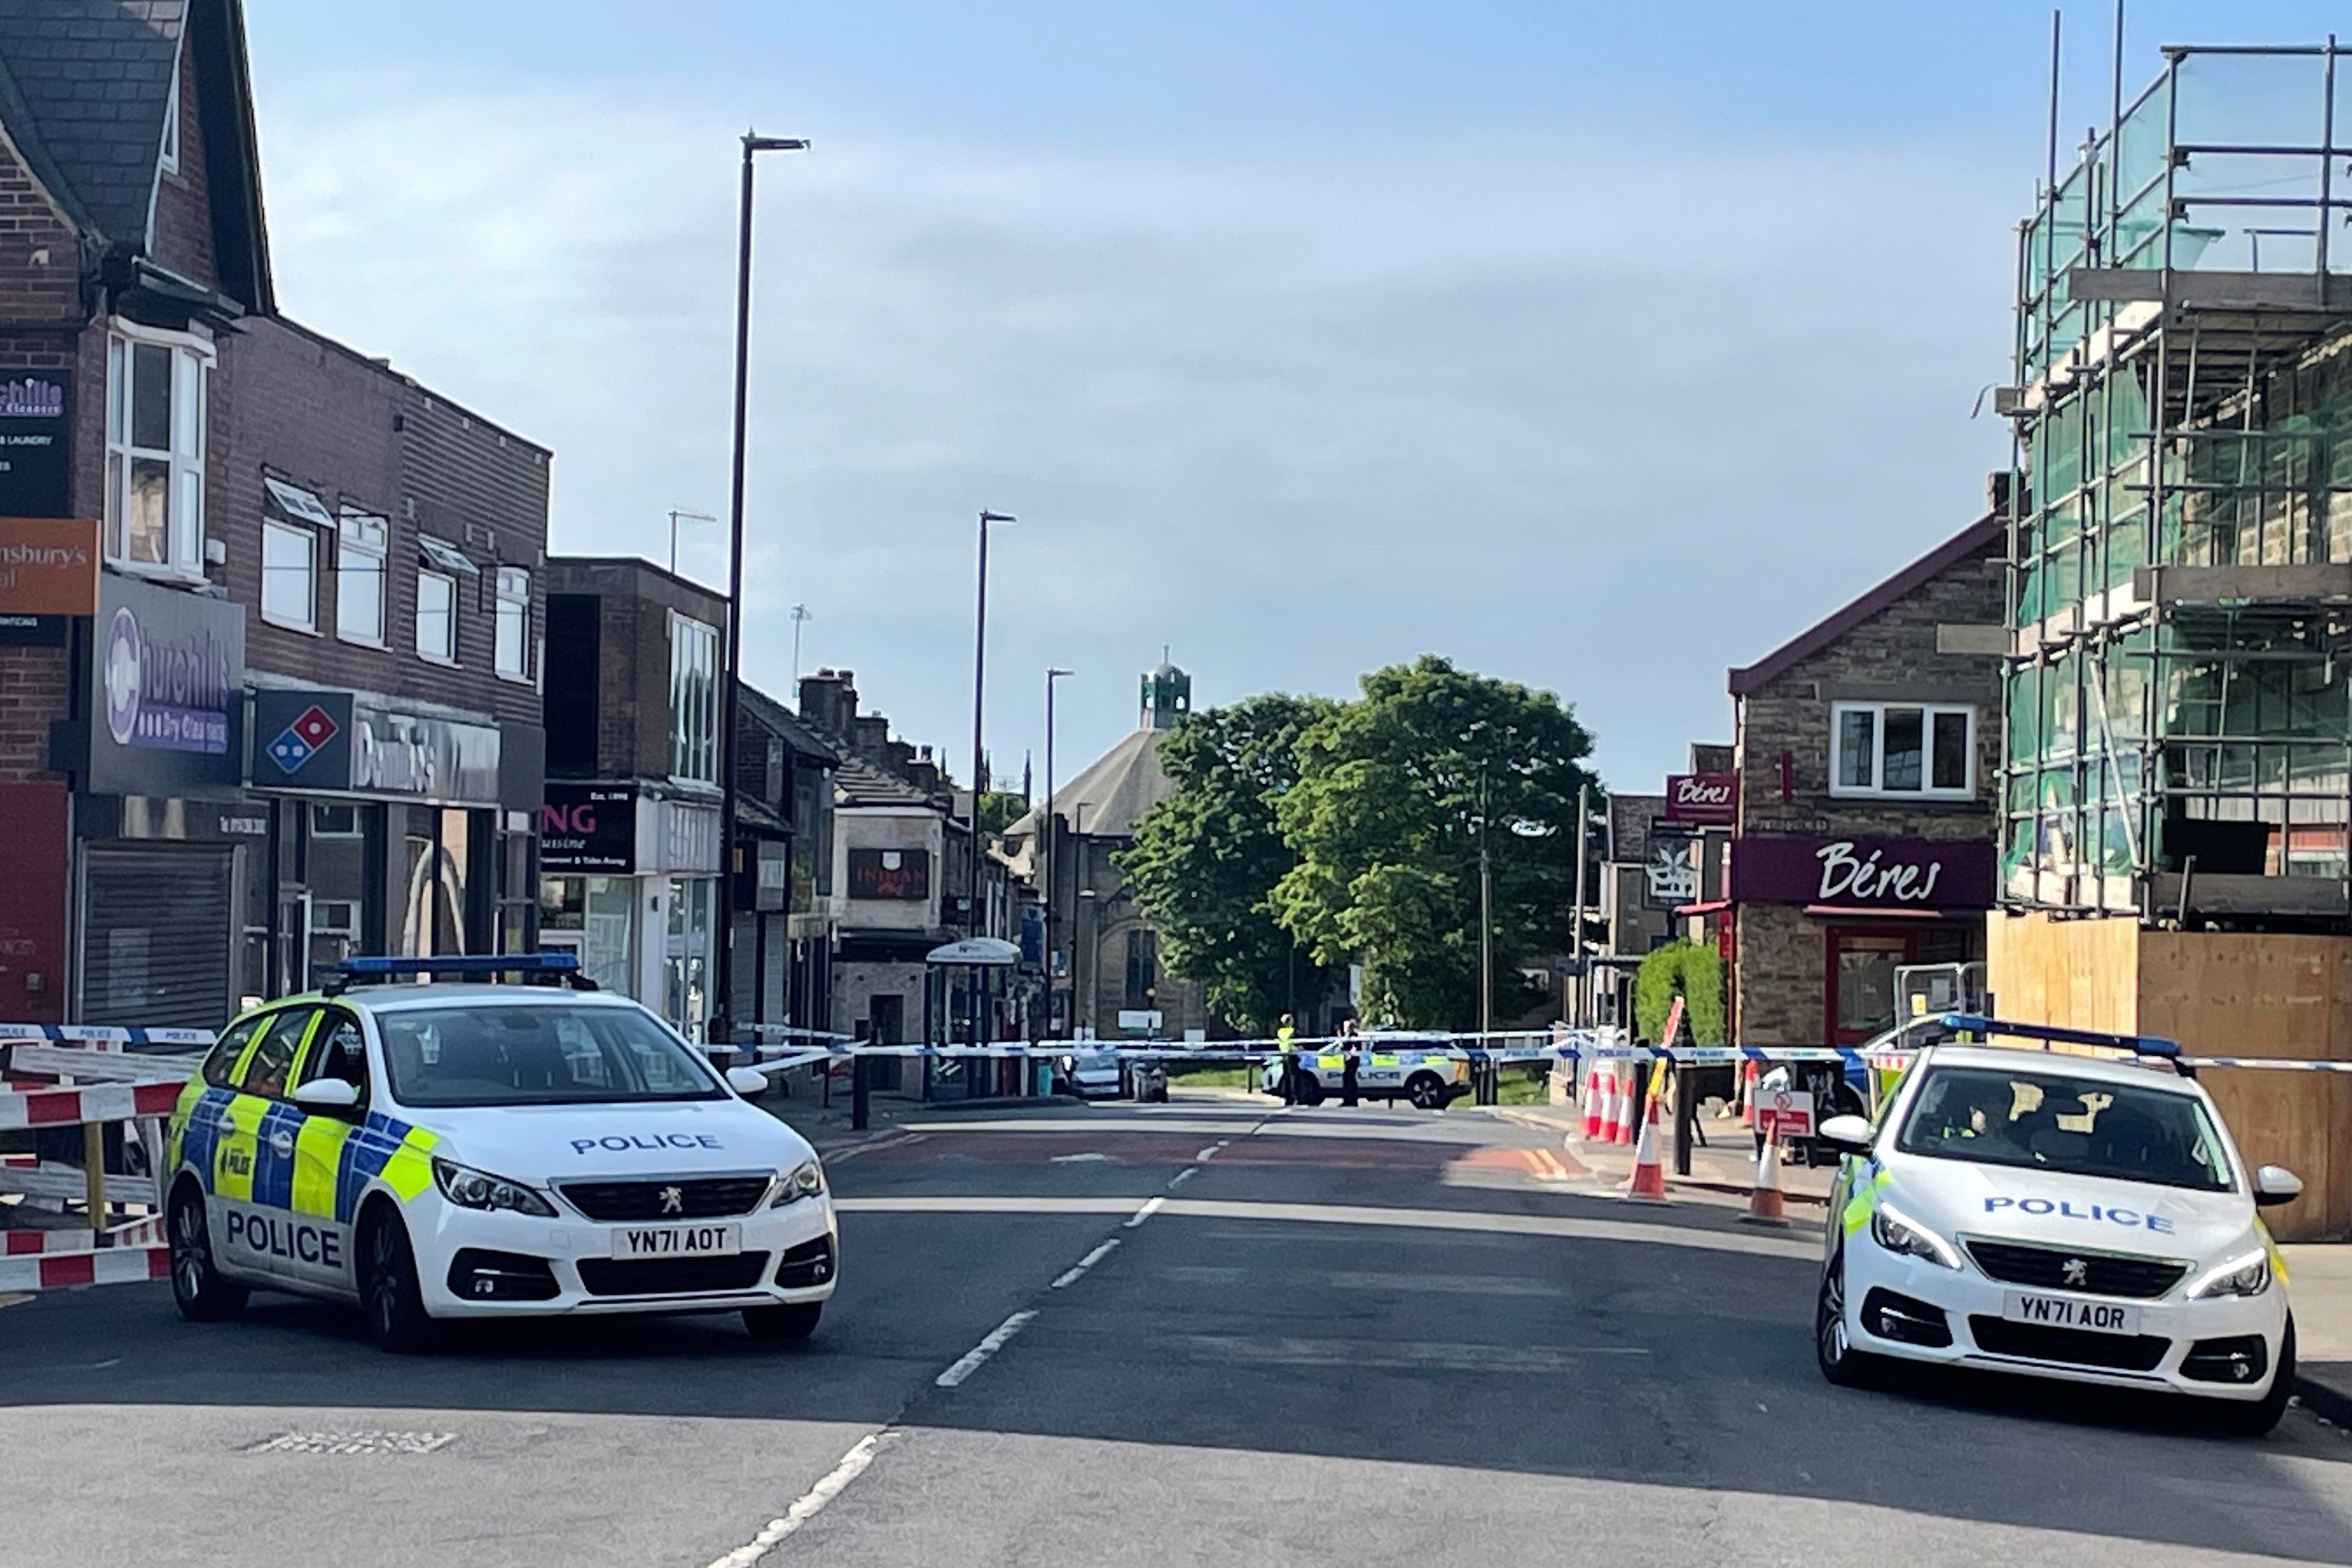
[0,1022,215,1050]
[2178,1056,2352,1071]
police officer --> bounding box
[1339,1019,1362,1107]
[1276,1013,1299,1105]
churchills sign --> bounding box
[1730,835,1995,910]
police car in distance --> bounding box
[1817,1018,2299,1434]
[1259,1035,1471,1110]
[163,955,837,1353]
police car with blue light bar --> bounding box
[162,955,836,1352]
[1817,1016,2299,1433]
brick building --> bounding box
[0,1,550,1029]
[1723,515,2006,1045]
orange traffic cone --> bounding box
[1623,1093,1668,1201]
[1580,1062,1605,1139]
[1615,1063,1639,1145]
[1737,1058,1759,1128]
[1740,1132,1789,1227]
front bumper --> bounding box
[1841,1240,2287,1400]
[413,1195,839,1318]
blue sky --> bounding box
[242,2,2335,794]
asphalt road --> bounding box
[2,1092,2350,1567]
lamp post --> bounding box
[712,129,808,1047]
[1045,666,1073,1037]
[967,510,1016,944]
[667,508,717,578]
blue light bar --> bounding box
[1938,1013,2180,1058]
[335,953,580,981]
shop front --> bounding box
[538,780,720,1039]
[73,572,249,1029]
[246,685,543,998]
[1728,834,1997,1046]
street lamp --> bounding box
[966,509,1016,943]
[713,129,808,1046]
[1045,667,1073,1036]
[666,508,717,578]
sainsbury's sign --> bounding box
[1730,835,1994,910]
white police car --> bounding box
[1259,1036,1470,1109]
[1816,1022,2299,1433]
[163,956,836,1353]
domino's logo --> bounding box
[267,704,340,775]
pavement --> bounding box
[2284,1243,2352,1429]
[2,1088,2350,1567]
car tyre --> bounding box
[2204,1318,2295,1437]
[1406,1073,1447,1111]
[359,1204,442,1354]
[168,1181,247,1323]
[744,1301,823,1342]
[1815,1247,1883,1390]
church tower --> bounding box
[1139,655,1191,730]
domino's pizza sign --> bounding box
[250,690,354,789]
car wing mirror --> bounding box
[291,1079,361,1112]
[1817,1113,1875,1152]
[2253,1163,2303,1207]
[725,1066,770,1096]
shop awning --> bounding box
[1802,904,1967,921]
[1674,899,1731,916]
[926,936,1021,967]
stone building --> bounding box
[1723,514,2006,1045]
[1004,661,1209,1040]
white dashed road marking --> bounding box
[935,1310,1040,1388]
[705,1431,892,1568]
[1124,1195,1166,1228]
[1051,1238,1122,1289]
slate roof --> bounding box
[1005,726,1172,843]
[738,682,843,768]
[0,1,184,246]
[834,755,939,811]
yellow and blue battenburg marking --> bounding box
[172,1089,438,1223]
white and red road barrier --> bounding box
[0,1079,183,1132]
[0,1244,171,1294]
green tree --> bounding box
[1272,656,1601,1028]
[977,791,1028,837]
[1119,693,1340,1034]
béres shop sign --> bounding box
[1729,835,1994,910]
[1664,771,1737,825]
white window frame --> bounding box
[335,511,388,647]
[1830,702,1976,800]
[159,57,181,175]
[260,517,318,632]
[103,321,212,581]
[494,566,531,682]
[668,612,719,785]
[416,568,458,665]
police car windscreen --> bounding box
[1894,1067,2232,1192]
[379,1006,728,1108]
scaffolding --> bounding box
[2004,42,2352,925]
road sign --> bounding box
[1757,1087,1814,1142]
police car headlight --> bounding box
[771,1159,826,1206]
[2186,1248,2272,1300]
[431,1157,558,1218]
[1870,1201,1961,1270]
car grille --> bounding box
[560,1177,773,1221]
[1964,1239,2188,1299]
[1967,1316,2171,1372]
[576,1253,773,1297]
